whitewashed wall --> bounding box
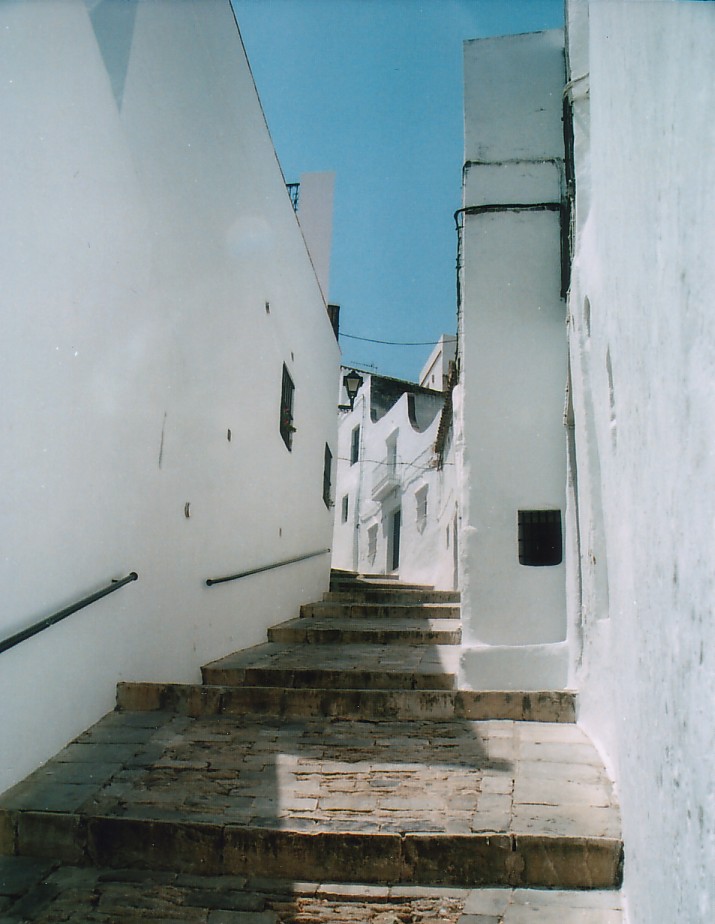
[458,32,568,690]
[419,334,457,391]
[332,374,456,588]
[0,0,338,794]
[566,2,715,921]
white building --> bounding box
[332,364,458,588]
[563,2,715,921]
[0,0,339,795]
[418,334,457,391]
[457,29,569,691]
[459,4,715,920]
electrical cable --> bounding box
[337,456,454,469]
[340,333,458,347]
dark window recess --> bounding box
[341,494,349,523]
[350,426,360,465]
[323,444,333,508]
[391,509,401,571]
[286,182,300,211]
[327,303,340,340]
[279,364,295,450]
[518,510,563,566]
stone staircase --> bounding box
[0,571,624,922]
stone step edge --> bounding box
[201,669,456,692]
[323,591,461,602]
[0,860,623,908]
[329,583,437,593]
[0,811,623,890]
[115,682,576,722]
[267,627,462,646]
[303,604,461,617]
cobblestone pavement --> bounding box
[0,711,619,841]
[0,858,623,923]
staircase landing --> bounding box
[0,708,620,888]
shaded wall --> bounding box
[566,2,715,920]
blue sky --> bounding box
[232,0,564,381]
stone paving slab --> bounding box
[0,857,623,922]
[0,712,621,888]
[201,643,460,690]
[268,617,462,645]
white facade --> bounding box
[457,31,569,690]
[295,171,335,304]
[418,334,457,391]
[0,0,338,795]
[564,2,715,921]
[332,371,457,589]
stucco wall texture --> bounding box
[0,0,338,794]
[566,2,715,920]
[458,30,568,690]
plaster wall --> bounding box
[566,2,715,920]
[458,32,568,689]
[0,0,338,794]
[332,375,456,589]
[464,30,565,165]
[419,334,457,391]
[296,171,335,303]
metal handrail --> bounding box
[0,572,138,656]
[206,548,330,587]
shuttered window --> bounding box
[323,444,333,508]
[279,364,295,450]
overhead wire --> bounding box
[340,333,457,347]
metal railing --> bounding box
[0,572,139,656]
[206,548,330,587]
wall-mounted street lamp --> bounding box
[340,369,364,411]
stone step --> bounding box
[301,601,461,620]
[330,576,436,593]
[268,616,462,646]
[0,711,623,890]
[116,682,577,723]
[0,859,625,922]
[201,642,460,690]
[324,588,461,604]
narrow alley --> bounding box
[0,573,622,922]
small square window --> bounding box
[518,510,562,566]
[341,494,349,523]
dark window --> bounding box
[350,426,360,465]
[323,444,333,508]
[518,510,562,566]
[279,364,295,450]
[341,494,349,523]
[391,509,401,571]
